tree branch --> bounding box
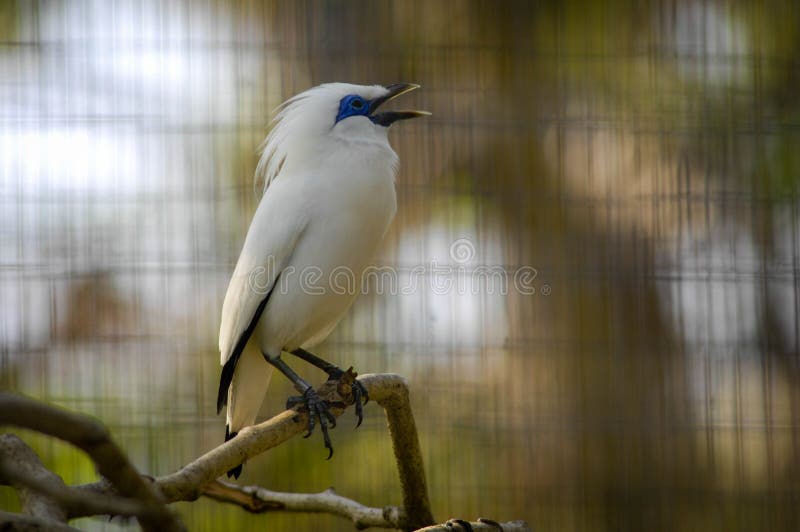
[0,394,184,532]
[0,435,163,521]
[365,374,435,529]
[0,434,69,523]
[203,479,407,530]
[3,374,524,531]
[151,372,434,529]
[0,511,82,531]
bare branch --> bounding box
[0,435,163,521]
[4,374,448,530]
[203,479,407,530]
[363,374,435,529]
[0,434,69,523]
[0,393,184,532]
[0,510,81,531]
[153,372,434,529]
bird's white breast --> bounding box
[257,140,398,355]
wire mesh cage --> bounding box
[1,0,799,530]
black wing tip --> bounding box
[224,427,243,479]
[216,288,274,416]
[216,390,227,415]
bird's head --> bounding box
[256,83,428,192]
[333,83,430,129]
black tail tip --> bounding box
[224,427,243,479]
[227,464,243,479]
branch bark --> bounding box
[203,479,407,530]
[0,435,164,521]
[0,511,81,532]
[0,394,184,532]
[366,374,435,529]
[0,434,69,523]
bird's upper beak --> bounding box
[369,83,431,127]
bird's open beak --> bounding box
[370,83,431,127]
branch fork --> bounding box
[0,373,438,531]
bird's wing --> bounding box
[217,180,306,413]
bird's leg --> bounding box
[290,348,369,427]
[265,355,336,458]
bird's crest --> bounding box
[254,83,391,197]
[254,91,310,198]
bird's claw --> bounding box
[325,368,369,427]
[286,387,336,459]
[352,378,369,428]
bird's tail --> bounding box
[224,426,243,479]
[224,348,273,479]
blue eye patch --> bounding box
[335,94,371,123]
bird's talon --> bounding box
[355,379,369,405]
[351,379,368,427]
[324,410,337,428]
[354,400,364,428]
[305,410,316,436]
[316,408,333,458]
[293,387,336,456]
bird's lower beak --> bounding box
[370,83,430,127]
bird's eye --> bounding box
[335,95,370,123]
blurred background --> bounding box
[2,0,800,530]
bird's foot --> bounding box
[325,366,369,427]
[286,387,336,459]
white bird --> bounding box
[217,82,428,478]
